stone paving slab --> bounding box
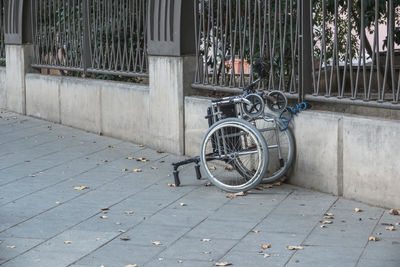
[0,110,399,267]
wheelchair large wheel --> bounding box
[200,118,269,192]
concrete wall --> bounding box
[184,96,400,209]
[0,67,6,108]
[26,74,150,145]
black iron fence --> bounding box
[0,0,5,63]
[193,0,400,109]
[32,0,148,77]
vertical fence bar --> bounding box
[299,0,312,102]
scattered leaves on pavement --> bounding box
[261,244,271,249]
[354,208,362,212]
[133,169,142,173]
[120,237,130,241]
[64,241,72,244]
[320,220,333,224]
[386,226,395,231]
[100,215,108,219]
[137,157,150,162]
[224,165,234,171]
[201,238,211,242]
[215,262,232,266]
[152,241,162,246]
[324,215,334,219]
[324,212,334,217]
[226,191,246,199]
[286,246,303,250]
[368,236,378,241]
[389,209,400,215]
[73,186,89,191]
[167,183,176,187]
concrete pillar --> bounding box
[5,44,34,114]
[148,56,196,155]
[147,0,196,155]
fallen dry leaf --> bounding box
[115,222,121,225]
[133,169,142,173]
[139,144,144,147]
[389,209,400,215]
[386,226,395,231]
[180,203,186,206]
[73,186,89,191]
[122,168,129,172]
[203,251,211,254]
[320,220,333,224]
[226,191,246,199]
[368,236,378,241]
[137,157,150,162]
[209,166,217,170]
[64,241,72,244]
[7,245,16,249]
[108,145,114,148]
[215,262,232,266]
[324,213,334,217]
[272,182,281,186]
[201,238,211,242]
[355,208,362,212]
[119,229,126,233]
[261,244,271,249]
[28,174,36,177]
[167,183,176,187]
[124,210,134,215]
[204,182,212,187]
[126,156,135,160]
[224,165,234,171]
[320,225,327,228]
[151,166,158,170]
[152,241,162,246]
[101,208,110,211]
[324,216,334,219]
[251,229,260,233]
[156,150,165,154]
[286,245,303,250]
[124,265,138,267]
[103,160,109,163]
[100,215,108,219]
[55,201,61,205]
[120,237,130,241]
[263,253,271,258]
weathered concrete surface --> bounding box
[0,111,398,267]
[184,96,210,156]
[25,73,150,145]
[148,56,196,155]
[5,45,34,114]
[184,96,400,209]
[0,67,6,108]
[343,116,400,208]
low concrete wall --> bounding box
[26,74,149,145]
[184,96,400,209]
[0,67,6,108]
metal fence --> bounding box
[193,0,400,109]
[32,0,148,78]
[0,0,5,63]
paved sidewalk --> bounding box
[0,110,399,267]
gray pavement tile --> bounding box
[208,203,274,222]
[361,237,400,262]
[145,258,213,267]
[0,237,44,263]
[257,213,321,234]
[357,259,400,267]
[286,246,364,267]
[145,206,209,228]
[114,222,191,247]
[185,218,256,240]
[304,231,368,248]
[77,243,163,267]
[2,230,117,267]
[159,237,238,262]
[230,231,307,255]
[218,250,293,266]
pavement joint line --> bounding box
[0,146,148,207]
[282,197,340,266]
[354,209,386,267]
[0,140,125,187]
[211,190,295,264]
[0,153,171,266]
[0,146,155,233]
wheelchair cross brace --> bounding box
[172,156,202,186]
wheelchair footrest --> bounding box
[172,156,202,186]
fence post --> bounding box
[299,0,312,102]
[82,0,91,74]
[147,0,196,155]
[3,0,35,114]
